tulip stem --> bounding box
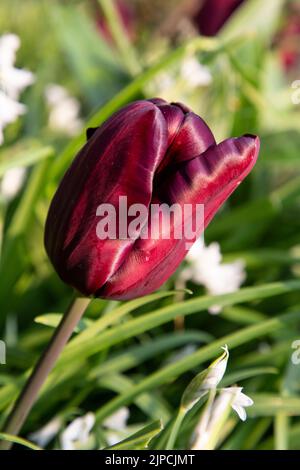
[0,296,91,450]
[166,406,186,450]
[98,0,140,75]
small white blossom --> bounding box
[0,33,35,100]
[0,166,26,201]
[180,57,212,87]
[45,84,82,136]
[181,345,229,411]
[103,407,129,431]
[191,346,253,449]
[191,384,253,449]
[0,33,35,145]
[221,387,254,421]
[181,238,246,314]
[0,34,19,70]
[204,345,229,389]
[191,387,233,450]
[28,417,62,448]
[0,91,26,145]
[103,407,129,446]
[150,58,211,103]
[60,412,95,450]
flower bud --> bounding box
[45,98,259,299]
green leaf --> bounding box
[66,290,185,352]
[221,306,267,325]
[220,0,284,42]
[94,309,300,423]
[0,145,53,177]
[259,131,300,166]
[49,3,127,106]
[248,394,300,416]
[0,160,51,327]
[221,367,278,387]
[98,374,170,422]
[98,0,140,75]
[104,421,162,450]
[224,249,300,269]
[58,281,300,369]
[0,432,42,450]
[282,343,300,396]
[48,34,240,183]
[89,330,213,379]
[181,346,229,411]
[259,423,300,450]
[34,313,92,332]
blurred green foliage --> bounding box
[0,0,300,450]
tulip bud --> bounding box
[45,98,259,299]
[194,0,244,37]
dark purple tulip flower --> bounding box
[45,98,259,300]
[195,0,244,36]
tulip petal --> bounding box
[232,404,247,422]
[45,101,168,295]
[99,135,259,299]
[157,112,216,175]
[155,103,185,148]
[45,97,259,301]
[86,127,98,140]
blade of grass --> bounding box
[94,309,300,422]
[104,421,162,450]
[58,281,300,368]
[67,290,184,351]
[48,34,245,183]
[88,330,213,379]
[98,373,170,422]
[0,432,42,450]
[0,160,52,327]
[248,394,300,416]
[0,146,53,177]
[275,412,289,450]
[98,0,140,75]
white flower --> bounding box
[28,417,62,448]
[0,166,26,201]
[181,345,229,411]
[45,84,82,136]
[0,33,35,100]
[181,238,246,314]
[103,407,129,431]
[0,33,35,145]
[60,412,95,450]
[221,387,254,421]
[204,345,229,389]
[191,387,233,450]
[150,57,211,103]
[0,34,19,70]
[191,385,253,449]
[103,407,129,446]
[0,91,26,145]
[180,57,212,87]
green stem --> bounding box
[166,406,186,450]
[98,0,140,75]
[0,198,6,263]
[199,388,217,433]
[275,412,289,450]
[0,296,91,450]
